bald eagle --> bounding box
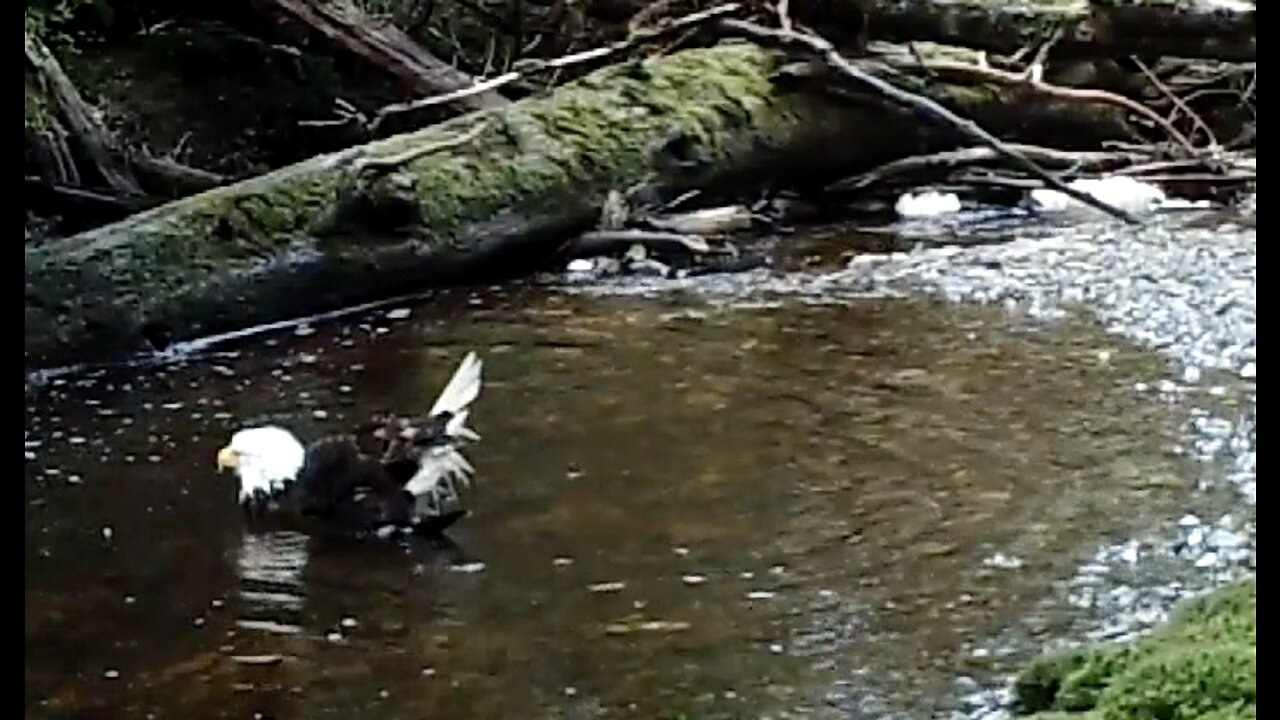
[216,351,484,539]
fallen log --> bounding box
[584,0,1256,62]
[24,41,1136,371]
[866,0,1256,63]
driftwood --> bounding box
[255,0,509,114]
[567,229,725,259]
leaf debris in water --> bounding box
[588,581,626,593]
[232,654,285,666]
[604,619,691,635]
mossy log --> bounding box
[24,41,1132,371]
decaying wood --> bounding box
[643,205,758,234]
[720,18,1140,223]
[25,32,144,198]
[255,0,509,114]
[567,229,725,259]
[130,155,226,197]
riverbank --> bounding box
[1014,576,1255,719]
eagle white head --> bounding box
[216,426,307,505]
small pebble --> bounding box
[588,581,626,593]
[385,308,412,320]
[340,617,358,629]
[552,557,574,567]
[450,562,486,574]
[746,590,776,600]
[102,526,114,541]
[768,643,784,654]
[681,574,708,586]
[104,669,120,679]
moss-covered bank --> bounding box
[1014,577,1256,720]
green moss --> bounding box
[357,42,798,242]
[1099,644,1255,720]
[1016,578,1256,720]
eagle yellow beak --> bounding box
[216,446,239,473]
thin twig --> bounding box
[353,119,495,174]
[720,19,1142,224]
[1130,56,1219,149]
[368,3,742,135]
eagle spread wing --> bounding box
[224,352,484,538]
